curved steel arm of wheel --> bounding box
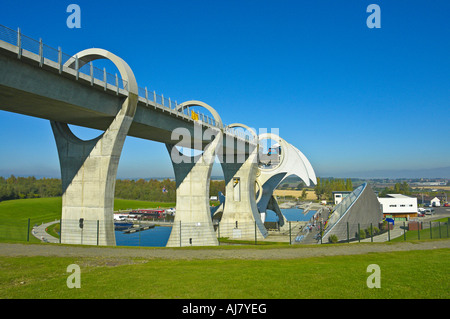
[290,144,317,186]
[257,133,312,187]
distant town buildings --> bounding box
[412,181,447,186]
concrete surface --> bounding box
[52,48,138,246]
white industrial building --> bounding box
[378,194,418,219]
[332,191,352,205]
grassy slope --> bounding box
[0,197,175,220]
[0,197,175,242]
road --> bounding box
[422,206,450,221]
[32,220,60,243]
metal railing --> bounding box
[0,25,130,91]
[0,24,253,141]
[2,217,449,247]
[322,184,365,238]
[316,219,450,244]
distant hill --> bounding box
[329,166,450,179]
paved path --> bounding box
[356,226,405,243]
[0,240,448,260]
[32,220,59,243]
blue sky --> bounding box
[0,0,449,179]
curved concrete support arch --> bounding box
[51,48,138,246]
[165,100,222,247]
[219,123,268,240]
[170,100,223,165]
[177,100,223,129]
[226,123,258,141]
[67,48,139,96]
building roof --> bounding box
[384,194,413,199]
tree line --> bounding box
[378,182,411,197]
[314,178,353,200]
[115,179,225,202]
[0,175,62,201]
[0,175,225,203]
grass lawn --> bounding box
[0,197,175,243]
[1,198,449,300]
[0,248,448,299]
[0,197,61,243]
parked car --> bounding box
[444,203,449,207]
[425,208,435,215]
[165,207,176,215]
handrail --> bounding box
[322,183,367,238]
[0,24,252,141]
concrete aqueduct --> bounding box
[0,25,317,246]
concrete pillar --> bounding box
[165,101,222,247]
[52,48,138,246]
[219,124,267,240]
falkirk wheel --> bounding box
[217,130,317,240]
[255,133,317,227]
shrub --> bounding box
[359,229,367,239]
[328,234,338,243]
[366,226,380,237]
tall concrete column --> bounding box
[219,124,267,240]
[165,101,222,247]
[52,49,138,246]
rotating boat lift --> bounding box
[216,130,317,241]
[255,133,317,228]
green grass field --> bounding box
[0,197,175,242]
[0,198,449,299]
[0,248,448,299]
[0,197,61,242]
